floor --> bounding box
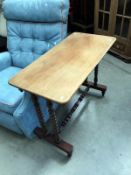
[0,54,131,175]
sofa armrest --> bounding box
[13,92,49,138]
[13,92,58,138]
[0,52,12,71]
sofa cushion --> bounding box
[4,0,69,69]
[0,66,24,114]
[7,21,65,68]
[3,0,69,23]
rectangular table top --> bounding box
[9,32,116,104]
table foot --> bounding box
[83,81,107,96]
[82,64,107,96]
[34,127,73,157]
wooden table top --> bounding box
[9,32,116,104]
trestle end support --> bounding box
[34,127,73,157]
[83,81,107,96]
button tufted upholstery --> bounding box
[7,21,65,68]
[0,0,69,138]
[3,0,69,68]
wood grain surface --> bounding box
[9,32,116,103]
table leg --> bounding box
[83,64,107,96]
[46,100,73,157]
[32,95,73,157]
[32,95,48,136]
[46,100,60,143]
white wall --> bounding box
[0,12,7,37]
[0,0,7,37]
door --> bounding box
[112,0,131,57]
[94,0,115,35]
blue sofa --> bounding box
[0,0,69,138]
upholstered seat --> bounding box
[0,0,69,138]
[0,66,23,114]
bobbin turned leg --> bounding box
[83,64,107,96]
[46,100,73,157]
[32,95,73,157]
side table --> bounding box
[9,32,116,157]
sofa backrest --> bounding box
[3,0,69,68]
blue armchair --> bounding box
[0,0,69,138]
